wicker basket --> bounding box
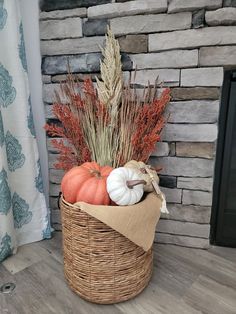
[60,196,153,304]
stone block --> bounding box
[40,0,111,11]
[199,46,236,67]
[51,75,68,83]
[149,157,214,177]
[111,12,191,36]
[47,138,68,153]
[155,233,209,248]
[155,144,169,158]
[166,100,219,123]
[124,69,180,87]
[42,53,132,75]
[177,177,213,192]
[43,84,61,103]
[124,87,163,101]
[50,183,61,197]
[149,26,236,51]
[206,7,236,25]
[83,19,109,36]
[51,73,100,83]
[40,18,83,40]
[118,35,148,53]
[45,105,54,119]
[161,204,211,223]
[157,219,210,238]
[192,9,205,28]
[49,169,65,184]
[47,138,57,152]
[182,190,212,206]
[88,0,167,19]
[159,175,177,188]
[41,36,104,56]
[42,75,51,83]
[169,143,176,156]
[171,87,220,101]
[51,210,61,224]
[48,153,58,169]
[47,137,68,155]
[168,0,222,13]
[40,8,87,20]
[162,124,218,142]
[130,50,198,70]
[161,187,182,203]
[224,0,236,6]
[151,142,169,157]
[49,196,59,210]
[176,142,215,159]
[181,67,224,87]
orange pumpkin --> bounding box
[61,162,113,205]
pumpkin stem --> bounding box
[90,169,101,177]
[126,179,146,189]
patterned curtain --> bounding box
[0,0,50,262]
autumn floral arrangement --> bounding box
[45,29,170,208]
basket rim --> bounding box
[60,195,81,210]
[60,192,155,210]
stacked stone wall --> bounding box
[40,0,236,248]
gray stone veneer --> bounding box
[40,0,236,248]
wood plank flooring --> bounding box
[0,232,236,314]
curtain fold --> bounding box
[0,0,50,263]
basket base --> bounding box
[64,266,153,305]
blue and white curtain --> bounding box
[0,0,50,262]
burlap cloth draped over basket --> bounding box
[60,192,162,304]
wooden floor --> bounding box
[1,232,236,314]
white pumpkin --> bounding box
[106,167,145,206]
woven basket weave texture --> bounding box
[60,197,153,304]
